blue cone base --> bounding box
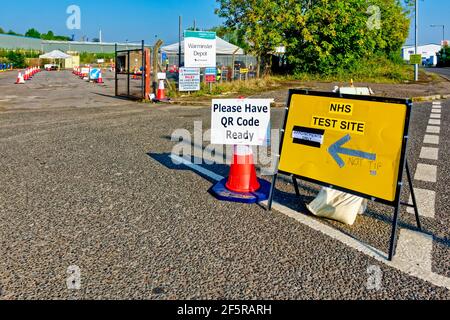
[210,178,271,204]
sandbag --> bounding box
[306,188,367,225]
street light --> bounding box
[430,24,445,45]
[414,0,419,81]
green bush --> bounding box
[6,51,26,68]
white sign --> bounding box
[179,67,200,91]
[157,72,166,80]
[184,31,216,68]
[97,59,105,63]
[211,99,271,146]
[81,67,90,75]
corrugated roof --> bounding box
[0,34,150,53]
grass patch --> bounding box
[172,77,282,99]
[277,56,415,84]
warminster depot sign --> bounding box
[184,31,216,68]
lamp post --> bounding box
[414,0,419,81]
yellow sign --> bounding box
[278,91,411,203]
[240,68,248,74]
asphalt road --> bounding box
[0,70,448,299]
[426,67,450,81]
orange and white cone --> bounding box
[24,69,29,81]
[226,145,260,193]
[15,72,25,84]
[210,144,270,203]
[97,71,104,84]
[157,79,165,100]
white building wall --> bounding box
[402,44,442,66]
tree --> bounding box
[25,28,41,38]
[41,30,55,40]
[0,27,4,34]
[216,0,410,75]
[7,30,21,36]
[437,45,450,67]
[209,26,248,51]
[7,51,26,68]
[216,0,286,77]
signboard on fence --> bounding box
[211,99,271,146]
[277,90,411,203]
[205,67,217,83]
[184,31,216,68]
[179,67,200,91]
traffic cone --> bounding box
[97,71,104,84]
[157,79,165,100]
[210,145,271,203]
[24,69,29,81]
[225,146,260,193]
[15,72,25,84]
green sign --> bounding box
[410,54,422,65]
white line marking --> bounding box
[407,188,435,218]
[426,126,441,134]
[395,230,434,276]
[431,109,441,114]
[423,135,440,145]
[431,106,441,109]
[169,155,450,289]
[419,147,439,160]
[414,163,437,182]
[169,154,224,182]
[430,113,441,119]
[428,119,441,125]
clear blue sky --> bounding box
[0,0,448,45]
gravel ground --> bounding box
[0,70,449,299]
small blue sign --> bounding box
[205,67,216,75]
[89,68,100,80]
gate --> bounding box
[115,41,150,100]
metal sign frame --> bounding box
[115,40,146,100]
[267,89,421,261]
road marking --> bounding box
[431,109,441,114]
[428,119,441,125]
[423,135,440,145]
[168,154,450,289]
[169,154,224,182]
[407,188,435,218]
[426,126,441,134]
[414,163,437,182]
[430,113,441,119]
[419,147,439,160]
[395,230,433,275]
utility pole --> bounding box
[414,0,419,81]
[194,19,196,31]
[179,16,182,68]
[99,29,102,43]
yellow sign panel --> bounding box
[278,91,411,203]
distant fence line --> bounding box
[164,54,257,68]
